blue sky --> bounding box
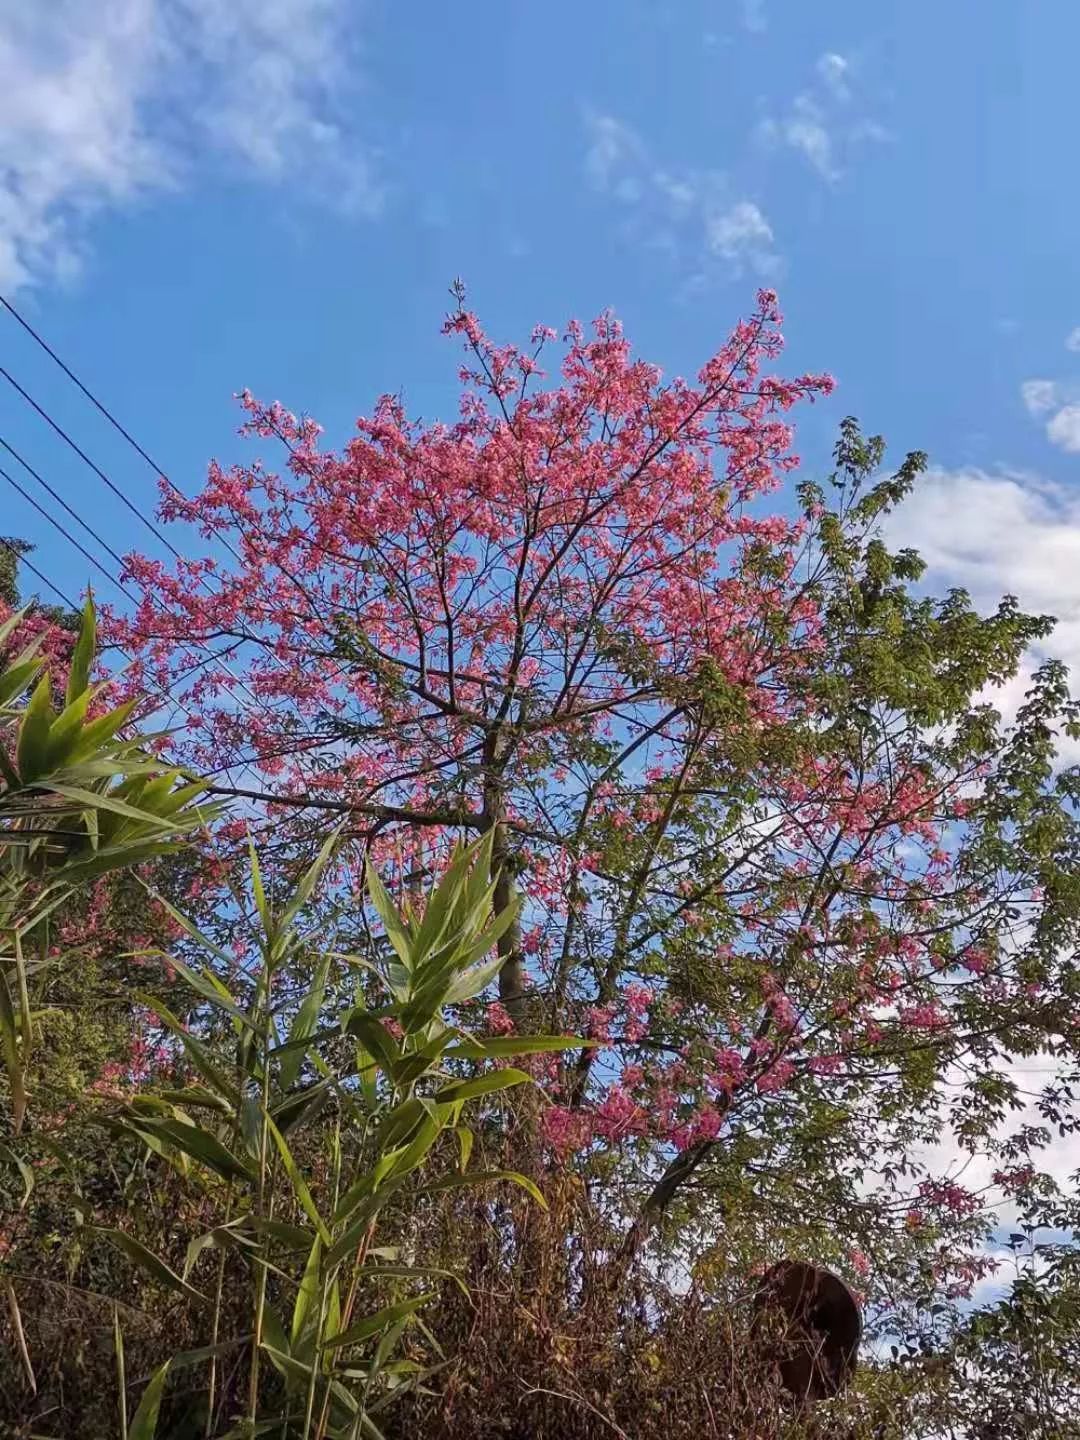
[4,0,1080,714]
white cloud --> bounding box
[1019,377,1080,452]
[584,114,645,194]
[1066,327,1080,353]
[816,51,850,101]
[706,200,774,265]
[886,466,1080,758]
[1046,403,1080,453]
[583,111,779,280]
[0,0,377,291]
[765,95,838,181]
[759,50,882,184]
[1021,378,1061,417]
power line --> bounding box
[0,461,138,602]
[0,535,266,767]
[0,363,190,564]
[0,293,245,566]
[0,408,289,722]
[0,294,331,778]
[0,535,78,611]
[0,432,133,577]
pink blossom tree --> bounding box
[109,290,1080,1307]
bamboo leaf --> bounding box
[444,1034,586,1060]
[0,1139,34,1207]
[279,954,330,1093]
[419,1168,547,1209]
[280,823,343,931]
[114,1307,127,1440]
[365,861,414,968]
[98,1229,207,1305]
[249,836,272,938]
[454,1125,474,1173]
[46,782,176,826]
[266,1113,331,1244]
[137,994,240,1107]
[291,1235,322,1349]
[0,968,27,1133]
[130,1116,255,1183]
[322,1293,434,1351]
[15,673,53,783]
[434,1068,531,1103]
[65,593,96,705]
[129,1360,171,1440]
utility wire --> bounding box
[0,461,138,602]
[0,407,283,721]
[0,294,244,565]
[0,535,78,611]
[0,295,332,778]
[0,534,265,767]
[0,362,189,563]
[0,433,134,577]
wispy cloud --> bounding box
[1021,378,1061,417]
[758,50,884,183]
[739,0,767,33]
[705,200,774,266]
[1021,375,1080,453]
[0,0,379,291]
[1065,326,1080,353]
[583,111,780,281]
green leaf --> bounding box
[150,946,254,1031]
[410,840,476,963]
[266,1113,330,1243]
[345,1008,400,1074]
[65,593,96,706]
[291,1235,323,1349]
[98,1229,207,1305]
[0,656,44,709]
[420,1168,547,1209]
[129,1360,171,1440]
[454,1126,474,1173]
[249,836,272,938]
[63,698,138,763]
[0,603,30,653]
[42,686,93,769]
[0,968,27,1133]
[252,1219,316,1251]
[434,1067,531,1103]
[261,1304,290,1359]
[15,673,53,783]
[444,1034,586,1060]
[322,1293,434,1350]
[45,779,174,827]
[325,1176,411,1269]
[114,1307,128,1440]
[371,1109,448,1188]
[0,1139,34,1207]
[130,1116,255,1184]
[271,1078,332,1136]
[442,953,504,1007]
[280,823,344,931]
[279,954,330,1092]
[365,861,414,969]
[137,994,240,1107]
[361,1262,470,1299]
[183,1221,255,1280]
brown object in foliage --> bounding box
[752,1260,862,1403]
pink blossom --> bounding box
[486,1001,515,1035]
